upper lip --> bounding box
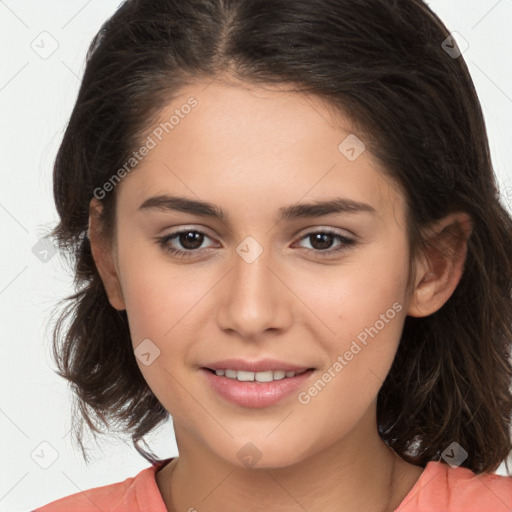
[203,358,313,373]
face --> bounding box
[104,79,415,468]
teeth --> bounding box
[213,369,304,382]
[255,371,273,382]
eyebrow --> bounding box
[138,194,376,221]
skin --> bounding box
[89,77,473,512]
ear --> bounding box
[407,212,473,318]
[88,198,126,311]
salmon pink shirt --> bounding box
[33,458,512,511]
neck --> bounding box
[156,418,422,512]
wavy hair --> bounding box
[49,0,512,473]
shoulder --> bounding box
[32,459,172,512]
[397,460,512,512]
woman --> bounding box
[34,1,512,510]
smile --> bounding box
[201,367,315,408]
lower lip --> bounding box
[201,368,314,408]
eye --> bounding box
[293,229,356,257]
[156,229,216,259]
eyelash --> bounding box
[155,228,356,260]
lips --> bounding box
[200,358,316,408]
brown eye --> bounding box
[295,229,356,257]
[156,229,215,259]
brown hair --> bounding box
[49,0,512,474]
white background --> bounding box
[1,1,511,510]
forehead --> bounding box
[116,79,406,226]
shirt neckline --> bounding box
[394,460,439,510]
[148,457,437,511]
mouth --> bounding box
[200,359,316,408]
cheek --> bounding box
[292,237,409,341]
[296,285,407,437]
[301,235,410,388]
[118,259,202,416]
[117,248,213,399]
[117,240,206,342]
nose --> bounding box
[215,242,293,340]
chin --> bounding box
[216,438,312,471]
